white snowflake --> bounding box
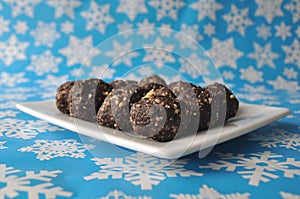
[89,65,116,80]
[27,50,62,76]
[0,110,18,118]
[236,92,277,102]
[0,141,7,150]
[190,0,223,22]
[117,21,134,38]
[46,0,81,19]
[0,164,72,199]
[255,0,283,23]
[105,41,139,67]
[275,22,291,41]
[148,0,185,20]
[207,38,243,68]
[284,67,298,79]
[137,66,154,77]
[30,21,60,47]
[285,0,300,23]
[0,72,29,87]
[60,21,74,34]
[248,42,279,69]
[268,76,300,91]
[170,184,250,199]
[204,23,215,37]
[14,21,28,34]
[0,16,9,36]
[0,35,29,66]
[280,191,300,199]
[200,151,300,186]
[19,139,95,161]
[248,128,300,152]
[81,1,115,34]
[179,53,210,79]
[0,118,65,139]
[159,24,173,37]
[240,66,263,83]
[137,19,155,39]
[143,38,176,66]
[282,39,300,67]
[100,190,151,199]
[175,23,202,50]
[117,0,147,21]
[222,71,235,80]
[3,0,41,17]
[59,35,100,67]
[223,4,253,36]
[256,23,271,40]
[296,26,300,38]
[84,152,203,190]
[70,67,84,77]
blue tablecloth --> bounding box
[0,0,299,198]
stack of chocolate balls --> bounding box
[56,75,239,142]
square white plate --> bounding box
[17,101,290,159]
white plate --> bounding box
[16,101,290,159]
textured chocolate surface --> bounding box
[130,96,181,142]
[56,80,75,114]
[69,78,112,122]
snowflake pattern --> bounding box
[0,16,9,36]
[13,21,28,34]
[0,119,65,139]
[148,0,185,20]
[200,151,300,186]
[248,42,279,69]
[3,0,41,17]
[59,35,100,67]
[256,23,271,40]
[46,0,81,19]
[285,0,300,23]
[105,41,139,67]
[207,38,243,68]
[249,128,300,152]
[255,0,284,23]
[179,53,210,78]
[100,190,151,199]
[223,4,253,36]
[275,22,292,41]
[170,185,250,199]
[19,139,95,160]
[282,39,300,67]
[89,65,116,80]
[190,0,223,22]
[27,50,62,76]
[116,0,147,21]
[60,21,74,34]
[81,1,115,34]
[30,21,60,47]
[143,38,176,66]
[268,76,300,91]
[84,152,203,190]
[0,72,29,87]
[175,23,202,50]
[240,66,263,83]
[0,164,72,198]
[0,35,29,66]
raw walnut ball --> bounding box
[130,96,181,142]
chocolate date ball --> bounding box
[56,80,75,114]
[139,75,167,87]
[97,83,138,131]
[130,96,181,142]
[69,78,112,122]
